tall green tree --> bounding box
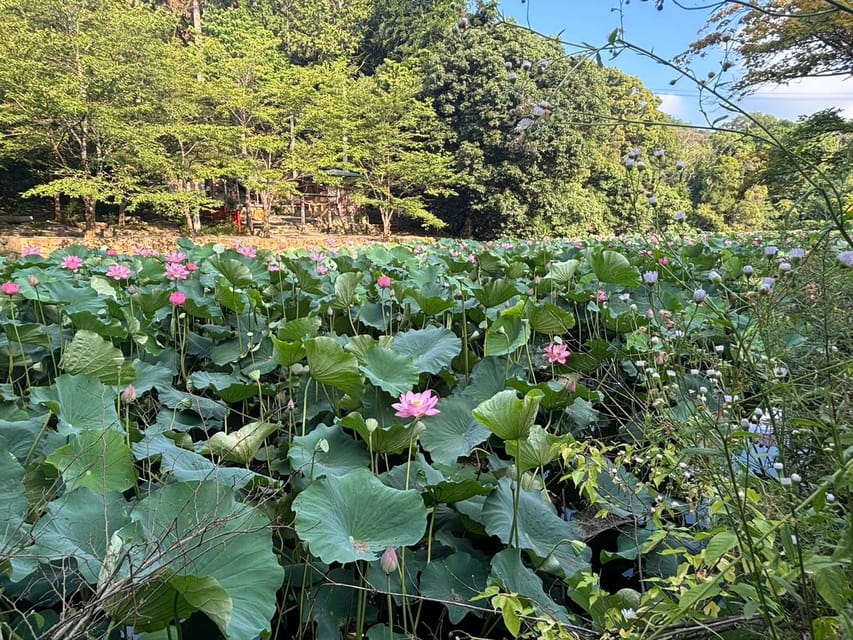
[0,0,181,231]
[203,7,353,235]
[685,0,853,92]
[346,61,456,238]
[425,6,611,237]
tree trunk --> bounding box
[262,191,272,237]
[184,204,194,235]
[191,0,201,33]
[53,193,62,222]
[81,195,96,232]
[118,200,126,227]
[381,209,392,239]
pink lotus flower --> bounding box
[165,262,190,281]
[544,342,570,365]
[658,257,669,266]
[134,248,158,257]
[596,290,608,303]
[392,390,441,419]
[107,248,118,257]
[1,282,20,296]
[28,276,39,286]
[22,246,41,257]
[377,274,392,288]
[164,251,187,263]
[268,264,281,272]
[61,255,84,271]
[186,262,198,272]
[106,264,132,281]
[316,265,328,275]
[169,291,187,306]
[236,245,257,258]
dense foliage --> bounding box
[0,230,850,639]
[1,0,849,237]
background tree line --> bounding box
[0,0,849,238]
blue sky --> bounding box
[499,0,853,124]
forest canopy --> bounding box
[0,0,850,237]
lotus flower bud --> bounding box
[122,384,137,403]
[381,546,398,574]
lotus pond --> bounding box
[0,234,850,640]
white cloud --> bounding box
[739,76,853,121]
[657,93,686,119]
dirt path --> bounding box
[0,218,432,257]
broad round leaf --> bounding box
[472,389,543,442]
[339,412,425,455]
[304,336,364,398]
[481,478,591,578]
[420,552,490,623]
[31,488,130,583]
[59,329,136,384]
[588,249,641,288]
[47,429,136,493]
[293,468,428,564]
[359,346,420,396]
[107,481,283,640]
[30,374,120,436]
[420,396,491,465]
[391,326,462,375]
[288,424,370,479]
[490,549,570,624]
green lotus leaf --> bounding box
[30,488,131,583]
[391,326,462,375]
[157,386,226,425]
[133,432,258,488]
[39,279,106,315]
[565,397,600,431]
[208,256,254,288]
[594,464,655,518]
[271,336,305,367]
[46,428,136,493]
[481,478,591,578]
[288,424,370,479]
[490,549,570,624]
[525,301,575,334]
[339,412,425,455]
[472,389,543,442]
[1,321,52,348]
[0,415,64,461]
[30,374,121,435]
[304,336,363,399]
[278,316,322,341]
[404,283,455,316]
[203,421,279,465]
[588,249,641,288]
[506,378,573,410]
[214,281,248,314]
[359,345,420,397]
[474,279,522,308]
[105,481,283,640]
[420,552,490,623]
[547,259,580,285]
[425,479,493,505]
[505,425,572,473]
[293,468,428,564]
[485,314,530,357]
[59,330,136,385]
[332,271,361,310]
[1,452,31,579]
[420,396,491,466]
